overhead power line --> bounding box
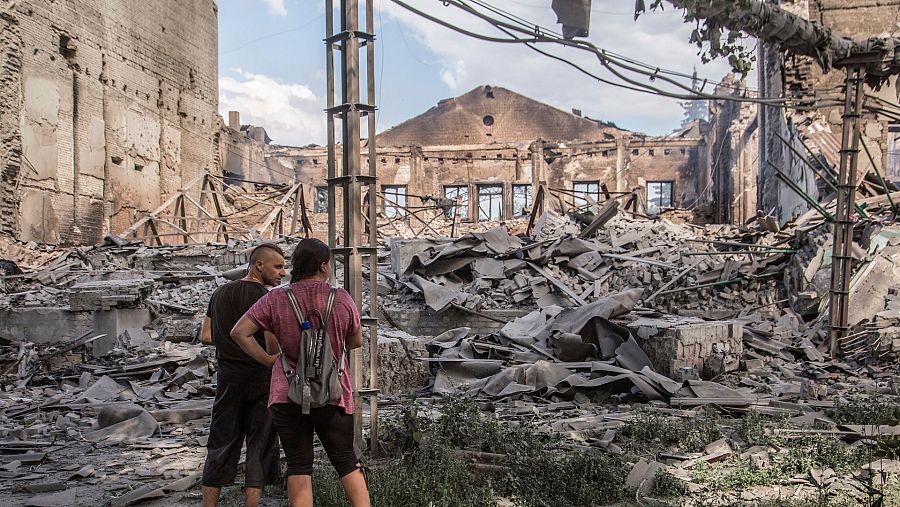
[387,0,849,111]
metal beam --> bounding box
[327,0,379,455]
[828,65,866,356]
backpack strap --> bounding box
[321,288,349,376]
[322,288,337,328]
[279,288,307,374]
[282,286,307,324]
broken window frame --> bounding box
[477,184,503,222]
[315,186,328,213]
[512,184,532,217]
[646,180,675,213]
[572,181,601,208]
[888,124,900,180]
[382,185,408,219]
[444,185,470,220]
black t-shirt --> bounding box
[207,280,270,384]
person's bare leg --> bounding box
[340,468,371,507]
[286,475,313,507]
[201,486,221,507]
[244,486,263,507]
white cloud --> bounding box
[382,0,751,134]
[260,0,287,17]
[219,69,325,145]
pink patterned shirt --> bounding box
[245,280,360,414]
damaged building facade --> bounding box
[0,0,220,245]
[222,86,710,225]
[709,0,900,225]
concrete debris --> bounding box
[1,182,899,505]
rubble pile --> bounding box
[385,210,788,317]
[0,340,216,506]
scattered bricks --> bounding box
[637,320,743,380]
[69,279,154,311]
[157,315,201,343]
[361,329,429,395]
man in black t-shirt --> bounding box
[201,243,286,507]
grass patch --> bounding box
[313,397,630,507]
[619,408,722,456]
[692,434,874,492]
[830,396,900,426]
[652,469,689,498]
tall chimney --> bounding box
[228,111,240,130]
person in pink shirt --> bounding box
[231,238,370,507]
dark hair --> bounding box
[290,238,331,282]
[248,243,285,268]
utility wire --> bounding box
[390,0,845,110]
[448,0,828,105]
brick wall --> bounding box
[224,129,708,227]
[0,0,219,245]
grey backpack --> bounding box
[279,286,346,414]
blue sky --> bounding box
[218,0,745,146]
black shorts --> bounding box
[269,403,359,478]
[201,382,281,487]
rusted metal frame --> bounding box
[378,193,442,236]
[181,194,233,233]
[146,219,163,246]
[774,131,868,218]
[412,210,445,239]
[206,173,293,187]
[129,231,243,239]
[829,65,867,356]
[525,184,547,236]
[256,182,302,238]
[175,195,190,244]
[118,171,208,240]
[289,184,302,237]
[450,197,460,238]
[205,175,234,240]
[149,217,198,241]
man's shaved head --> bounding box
[247,243,286,286]
[249,243,284,266]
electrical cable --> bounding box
[447,0,827,105]
[389,0,847,110]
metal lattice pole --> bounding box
[325,0,379,454]
[828,64,866,356]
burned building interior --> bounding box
[1,0,900,505]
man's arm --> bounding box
[346,325,363,350]
[200,316,213,346]
[231,315,278,367]
[264,332,279,355]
